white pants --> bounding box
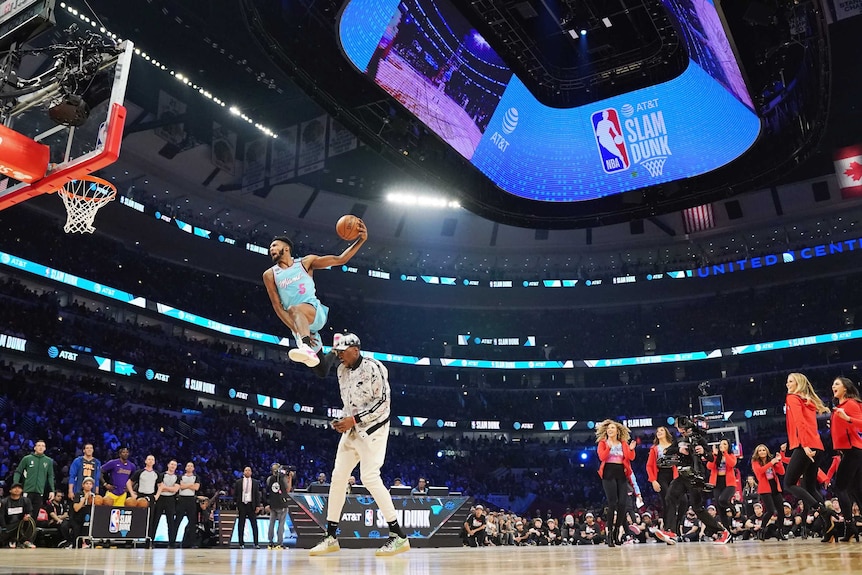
[326,424,397,524]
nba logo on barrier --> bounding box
[109,509,121,533]
[365,509,375,526]
[591,108,630,174]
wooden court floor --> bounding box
[0,540,859,575]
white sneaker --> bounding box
[309,536,340,556]
[289,345,320,367]
[635,496,644,509]
[375,535,410,557]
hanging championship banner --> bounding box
[297,115,327,176]
[212,122,238,175]
[154,91,187,146]
[270,126,298,185]
[328,116,358,158]
[242,137,268,193]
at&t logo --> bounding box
[489,107,518,152]
[501,107,518,134]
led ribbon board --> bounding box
[338,0,761,202]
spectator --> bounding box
[464,505,487,547]
[410,477,428,495]
[0,482,36,548]
[67,443,101,500]
[70,477,96,548]
[13,439,55,513]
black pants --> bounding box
[658,469,688,528]
[237,502,259,545]
[174,496,198,547]
[601,477,628,541]
[0,518,37,545]
[152,496,177,543]
[783,448,824,513]
[834,448,862,521]
[665,478,724,535]
[25,492,45,515]
[713,476,735,526]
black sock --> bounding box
[327,521,339,538]
[302,335,312,346]
[388,520,405,538]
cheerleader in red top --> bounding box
[783,373,832,523]
[706,439,737,525]
[646,426,681,527]
[830,376,862,542]
[596,419,636,548]
[751,444,787,540]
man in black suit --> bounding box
[234,467,261,549]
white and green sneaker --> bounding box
[309,536,340,556]
[375,536,410,557]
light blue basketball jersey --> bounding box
[273,260,318,309]
[272,260,329,338]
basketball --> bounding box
[613,135,624,145]
[137,498,150,508]
[94,495,103,506]
[336,215,361,241]
[125,497,138,508]
[101,494,115,506]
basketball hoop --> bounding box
[57,175,117,234]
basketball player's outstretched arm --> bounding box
[306,220,368,271]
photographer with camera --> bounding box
[654,416,732,545]
[266,463,294,549]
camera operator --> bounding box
[266,463,294,549]
[654,416,732,545]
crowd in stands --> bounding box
[1,208,861,363]
[1,272,859,424]
[1,361,859,549]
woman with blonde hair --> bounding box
[596,419,636,547]
[784,373,833,534]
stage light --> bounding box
[580,29,587,36]
[580,452,588,461]
[602,17,612,27]
[567,29,578,39]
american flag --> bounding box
[682,204,715,234]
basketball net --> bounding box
[57,176,117,234]
[640,157,667,178]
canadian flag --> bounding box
[834,145,862,198]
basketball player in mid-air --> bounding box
[263,221,367,372]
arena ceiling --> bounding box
[25,0,861,278]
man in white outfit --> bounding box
[308,333,410,557]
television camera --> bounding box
[656,414,714,491]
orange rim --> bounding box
[56,176,117,202]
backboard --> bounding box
[0,9,132,212]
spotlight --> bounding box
[580,29,587,36]
[602,17,612,27]
[567,29,578,39]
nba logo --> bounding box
[591,108,630,174]
[365,509,374,526]
[109,509,120,533]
